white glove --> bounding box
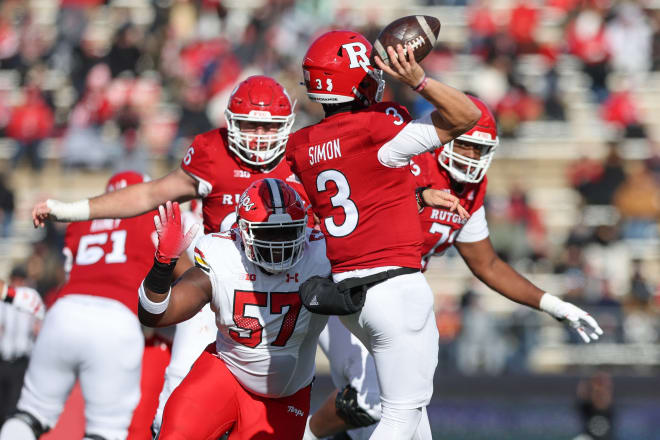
[539,293,603,343]
[7,286,46,320]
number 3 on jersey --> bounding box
[316,170,358,237]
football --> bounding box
[372,15,441,66]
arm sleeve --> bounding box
[378,112,442,168]
[455,206,490,243]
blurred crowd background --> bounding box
[0,0,659,438]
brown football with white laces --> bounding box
[372,15,441,66]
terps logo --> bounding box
[287,405,304,417]
[239,195,255,211]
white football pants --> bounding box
[336,270,438,440]
[0,295,143,440]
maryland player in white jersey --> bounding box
[139,179,331,439]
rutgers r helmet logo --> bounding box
[342,42,370,69]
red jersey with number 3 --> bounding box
[58,214,157,314]
[180,128,308,234]
[285,102,422,272]
[411,151,488,270]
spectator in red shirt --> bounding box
[508,1,539,54]
[6,86,54,171]
[601,82,646,138]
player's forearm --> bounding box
[89,182,165,219]
[420,80,480,141]
[469,257,545,309]
[307,391,352,438]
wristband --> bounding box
[138,282,170,315]
[144,257,177,294]
[415,186,430,212]
[46,199,90,222]
[412,76,428,92]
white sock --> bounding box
[0,418,38,440]
[302,415,321,440]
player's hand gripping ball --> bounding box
[371,15,441,66]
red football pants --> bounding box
[159,344,311,440]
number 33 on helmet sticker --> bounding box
[315,78,334,91]
[385,107,404,125]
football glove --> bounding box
[540,293,603,343]
[335,385,378,428]
[154,201,200,264]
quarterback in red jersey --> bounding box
[0,172,156,440]
[286,30,480,439]
[414,95,603,344]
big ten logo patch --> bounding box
[234,169,251,178]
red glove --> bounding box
[154,201,200,264]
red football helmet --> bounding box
[303,30,384,106]
[225,76,295,167]
[106,170,150,193]
[438,96,499,183]
[236,178,307,273]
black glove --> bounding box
[335,385,377,428]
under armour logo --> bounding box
[286,273,299,283]
[288,405,304,417]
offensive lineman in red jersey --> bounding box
[286,30,481,439]
[0,172,157,440]
[32,75,305,233]
[413,95,603,343]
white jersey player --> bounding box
[139,179,332,439]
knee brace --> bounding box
[8,410,50,439]
[335,385,378,428]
